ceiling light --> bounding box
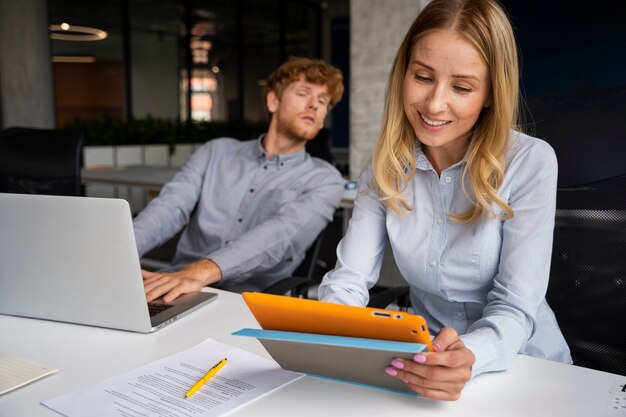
[49,24,108,41]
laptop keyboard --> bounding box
[148,302,174,316]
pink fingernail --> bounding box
[385,367,398,376]
[391,359,404,369]
[432,342,442,351]
[414,354,426,363]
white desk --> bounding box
[81,165,180,191]
[81,165,181,211]
[82,165,353,195]
[81,165,357,205]
[82,165,356,231]
[1,288,623,417]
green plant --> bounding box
[65,116,269,154]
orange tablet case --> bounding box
[242,292,432,351]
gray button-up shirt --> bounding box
[133,136,344,292]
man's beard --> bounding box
[277,114,320,142]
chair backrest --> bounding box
[524,88,626,187]
[305,127,334,164]
[292,227,327,281]
[0,126,84,196]
[367,285,411,311]
[260,227,328,297]
[546,174,626,375]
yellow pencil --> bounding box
[184,357,228,398]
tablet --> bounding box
[242,292,432,351]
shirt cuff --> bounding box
[460,329,500,377]
[206,246,242,282]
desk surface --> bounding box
[82,164,357,207]
[81,165,180,189]
[1,289,622,417]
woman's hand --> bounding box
[385,327,475,400]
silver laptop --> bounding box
[0,193,217,332]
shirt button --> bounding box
[249,189,254,193]
[263,166,267,170]
[455,312,464,320]
[436,218,443,225]
[225,241,229,245]
[238,218,242,222]
[430,260,437,268]
[445,176,452,183]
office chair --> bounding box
[0,127,84,196]
[261,227,328,297]
[546,174,626,375]
[367,286,412,311]
[305,127,334,165]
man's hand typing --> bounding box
[142,258,222,303]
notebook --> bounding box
[0,353,57,395]
[0,193,217,332]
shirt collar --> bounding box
[256,134,308,168]
[414,140,467,172]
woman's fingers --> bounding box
[384,327,475,401]
[431,326,461,351]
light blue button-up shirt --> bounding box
[319,131,572,376]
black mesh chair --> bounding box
[0,127,84,196]
[367,285,412,311]
[261,227,328,297]
[305,127,334,165]
[547,174,626,375]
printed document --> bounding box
[43,338,303,417]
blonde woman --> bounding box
[318,0,571,400]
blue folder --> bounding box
[233,328,427,395]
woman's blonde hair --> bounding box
[372,0,520,222]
